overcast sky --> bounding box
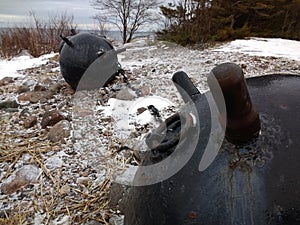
[0,0,162,29]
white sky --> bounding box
[0,0,168,29]
[0,0,98,29]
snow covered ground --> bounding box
[0,52,56,79]
[214,37,300,60]
[1,37,300,80]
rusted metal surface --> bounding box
[208,62,261,144]
[124,73,300,225]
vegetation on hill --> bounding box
[0,12,76,58]
[158,0,300,45]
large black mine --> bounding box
[124,63,300,225]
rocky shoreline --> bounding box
[1,39,300,225]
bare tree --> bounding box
[91,0,161,44]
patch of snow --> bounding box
[98,96,174,138]
[0,52,57,79]
[215,37,300,61]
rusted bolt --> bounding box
[208,62,261,143]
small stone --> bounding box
[0,100,19,110]
[137,107,147,115]
[0,77,14,86]
[23,115,37,128]
[109,215,124,225]
[76,177,90,186]
[33,84,47,92]
[60,184,71,195]
[61,84,75,95]
[116,87,137,100]
[140,85,150,96]
[17,84,30,94]
[47,120,71,142]
[45,156,63,169]
[18,91,54,103]
[1,165,41,195]
[41,110,65,128]
[50,83,63,93]
[19,108,30,118]
[101,117,113,123]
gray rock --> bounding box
[116,87,137,100]
[109,215,124,225]
[47,120,71,142]
[44,156,63,170]
[0,77,14,86]
[1,165,41,195]
[0,100,19,110]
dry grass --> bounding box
[0,113,115,225]
[0,12,76,58]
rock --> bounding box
[60,184,71,195]
[109,215,124,225]
[0,77,14,86]
[33,84,47,92]
[140,85,150,96]
[47,120,71,142]
[44,156,63,170]
[116,87,137,100]
[1,165,41,195]
[61,84,75,95]
[18,91,54,103]
[17,84,30,94]
[50,83,63,93]
[137,107,147,115]
[22,115,37,128]
[76,177,90,186]
[0,100,19,110]
[41,110,65,128]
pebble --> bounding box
[18,91,54,103]
[47,120,71,142]
[41,110,65,128]
[76,177,91,186]
[60,184,71,195]
[0,100,19,110]
[44,156,63,170]
[1,165,41,195]
[116,87,137,100]
[0,77,14,86]
[22,115,37,128]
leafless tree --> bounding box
[91,0,161,43]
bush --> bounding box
[0,12,76,58]
[212,25,251,42]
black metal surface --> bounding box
[59,32,118,90]
[172,71,201,103]
[124,74,300,225]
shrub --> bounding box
[0,12,77,58]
